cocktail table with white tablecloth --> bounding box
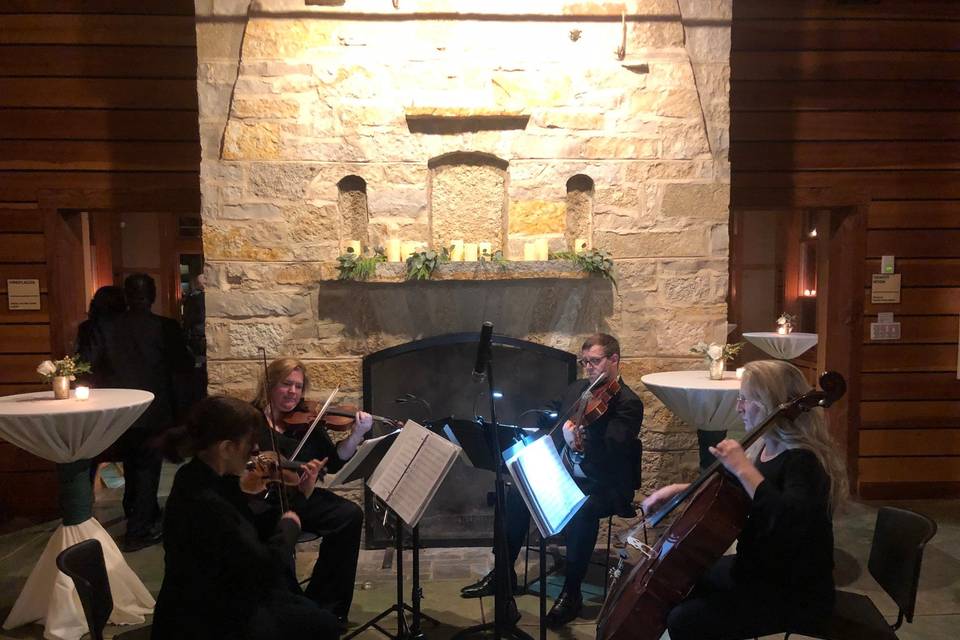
[0,389,155,640]
[742,332,818,360]
[641,370,745,470]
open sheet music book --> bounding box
[505,436,587,538]
[368,420,461,527]
[326,430,400,488]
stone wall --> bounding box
[194,0,732,494]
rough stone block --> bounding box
[220,202,283,221]
[430,163,506,248]
[232,97,301,119]
[222,121,281,160]
[228,322,287,358]
[508,200,566,235]
[596,229,708,259]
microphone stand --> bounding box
[453,335,532,640]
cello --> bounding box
[597,371,846,640]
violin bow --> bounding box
[258,347,290,514]
[289,385,339,462]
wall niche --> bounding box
[428,151,508,255]
[337,175,369,248]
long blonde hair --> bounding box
[741,360,848,512]
[252,357,310,411]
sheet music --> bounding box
[368,420,461,527]
[506,436,587,537]
[326,429,400,488]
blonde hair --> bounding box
[252,357,310,411]
[741,360,848,512]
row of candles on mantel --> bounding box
[343,238,590,262]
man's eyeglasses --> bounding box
[578,355,608,367]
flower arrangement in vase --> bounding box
[776,313,797,335]
[690,342,744,380]
[37,355,91,399]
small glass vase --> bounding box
[51,376,71,399]
[708,359,725,380]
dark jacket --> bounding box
[152,458,300,639]
[547,378,644,515]
[93,309,193,431]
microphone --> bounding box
[472,321,494,382]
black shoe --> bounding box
[121,529,162,553]
[545,591,583,628]
[335,614,350,633]
[460,571,520,599]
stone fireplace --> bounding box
[194,0,732,496]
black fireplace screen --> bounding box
[361,332,577,548]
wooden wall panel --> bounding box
[0,3,200,521]
[731,2,960,498]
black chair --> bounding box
[786,506,937,640]
[56,539,113,640]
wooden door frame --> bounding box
[731,187,868,496]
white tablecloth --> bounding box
[743,332,818,360]
[641,370,744,432]
[0,389,156,640]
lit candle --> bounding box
[574,237,589,253]
[449,239,464,261]
[777,326,787,335]
[535,238,549,261]
[735,367,745,380]
[523,242,537,261]
[345,240,361,255]
[75,386,90,401]
[386,239,401,262]
[464,243,479,261]
[478,242,492,258]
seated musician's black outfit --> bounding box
[152,458,338,640]
[464,378,643,626]
[667,448,835,640]
[251,408,364,623]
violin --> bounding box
[239,451,303,495]
[279,400,403,432]
[573,375,621,451]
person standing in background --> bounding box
[96,273,194,552]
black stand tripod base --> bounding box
[344,521,439,640]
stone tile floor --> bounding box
[0,464,957,639]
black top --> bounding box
[83,309,193,431]
[255,402,345,473]
[736,448,835,603]
[152,458,300,639]
[546,378,644,515]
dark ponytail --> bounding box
[163,396,265,462]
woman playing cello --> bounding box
[251,357,372,628]
[642,360,847,639]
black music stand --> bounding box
[336,436,441,640]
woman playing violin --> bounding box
[461,333,645,628]
[152,396,339,640]
[642,360,848,640]
[250,357,373,627]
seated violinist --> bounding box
[152,396,339,640]
[461,333,644,628]
[642,360,847,640]
[250,357,372,628]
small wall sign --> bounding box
[7,279,41,310]
[871,273,901,304]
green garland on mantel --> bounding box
[335,247,616,283]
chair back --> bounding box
[56,539,113,640]
[867,506,937,625]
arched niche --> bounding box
[565,174,594,251]
[337,175,368,246]
[428,152,508,252]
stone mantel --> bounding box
[335,259,601,283]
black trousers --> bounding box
[504,482,615,597]
[296,488,364,618]
[246,590,340,640]
[116,428,162,539]
[667,555,832,640]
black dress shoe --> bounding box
[460,571,520,599]
[545,591,583,628]
[121,529,162,553]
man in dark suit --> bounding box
[461,333,644,627]
[97,273,193,552]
